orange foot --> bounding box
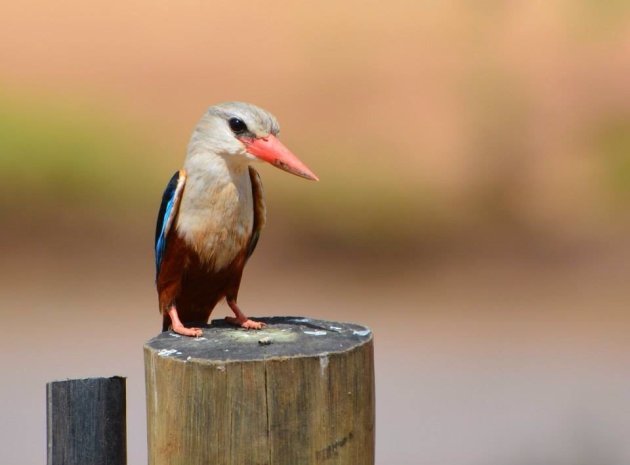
[172,324,203,337]
[226,299,266,330]
[167,306,203,337]
[225,316,266,330]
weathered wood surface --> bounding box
[46,376,127,465]
[145,316,374,465]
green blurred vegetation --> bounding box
[0,93,444,249]
[1,89,630,253]
[0,93,169,212]
[597,118,630,204]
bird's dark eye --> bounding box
[228,117,248,134]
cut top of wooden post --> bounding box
[145,316,375,465]
[144,316,372,363]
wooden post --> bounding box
[144,317,374,465]
[46,376,127,465]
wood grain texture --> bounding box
[144,317,374,465]
[46,376,127,465]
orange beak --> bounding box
[240,135,319,181]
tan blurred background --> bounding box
[1,1,630,464]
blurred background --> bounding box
[1,1,629,464]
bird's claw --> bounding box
[241,319,266,330]
[172,325,203,337]
[225,316,266,330]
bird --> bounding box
[154,102,318,337]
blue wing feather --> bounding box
[155,171,185,278]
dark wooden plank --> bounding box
[47,376,127,465]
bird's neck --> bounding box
[184,149,249,182]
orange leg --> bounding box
[167,305,203,337]
[225,299,266,330]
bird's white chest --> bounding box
[176,167,253,271]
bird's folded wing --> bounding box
[155,170,186,278]
[247,166,266,259]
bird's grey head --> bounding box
[187,101,280,163]
[185,101,318,181]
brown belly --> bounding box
[157,232,247,328]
